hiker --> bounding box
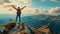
[12,5,26,22]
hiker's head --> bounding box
[18,7,20,9]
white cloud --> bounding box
[48,7,60,14]
[0,0,60,14]
[0,0,32,14]
[0,6,60,14]
[22,8,47,14]
[0,0,32,7]
[25,7,60,14]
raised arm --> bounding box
[12,5,17,10]
[21,6,26,10]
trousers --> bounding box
[16,14,21,22]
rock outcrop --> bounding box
[0,21,52,34]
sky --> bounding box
[0,0,60,14]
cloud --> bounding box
[0,6,60,14]
[0,0,32,14]
[0,4,16,14]
[40,0,46,2]
[35,7,60,14]
[32,9,47,14]
[40,0,60,2]
[50,0,57,2]
[0,0,60,14]
[21,0,29,3]
[22,8,47,14]
[39,9,47,14]
[48,7,60,14]
[0,0,32,11]
[0,0,11,3]
[0,0,32,8]
[50,0,60,2]
[19,0,32,3]
[26,7,60,14]
[3,0,11,3]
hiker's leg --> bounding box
[16,14,18,22]
[19,14,21,23]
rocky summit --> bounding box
[0,21,52,34]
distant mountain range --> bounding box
[21,14,60,34]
